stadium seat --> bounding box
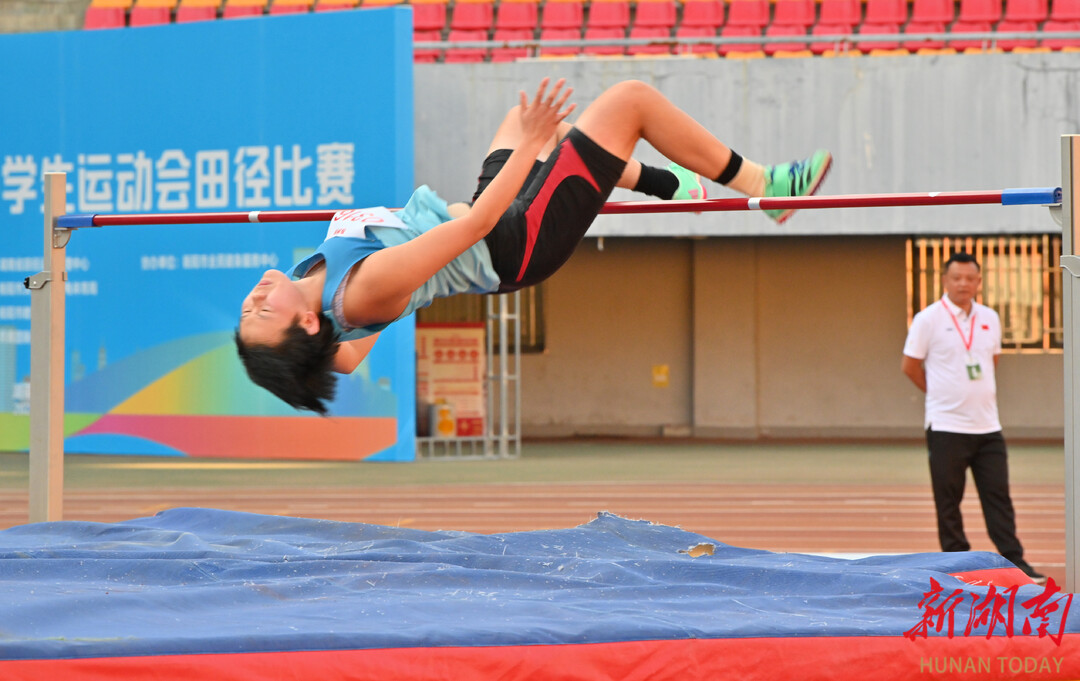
[445,28,489,62]
[857,0,905,52]
[413,28,443,61]
[583,2,629,56]
[451,1,494,31]
[84,7,127,28]
[222,0,266,17]
[948,0,1003,50]
[495,1,538,30]
[270,0,313,14]
[856,21,906,53]
[1050,0,1080,19]
[491,27,534,61]
[587,1,630,29]
[628,25,673,55]
[633,0,677,28]
[315,0,359,10]
[539,27,583,56]
[995,0,1047,49]
[719,0,768,55]
[129,6,171,24]
[862,0,906,24]
[682,0,724,27]
[902,21,949,51]
[584,27,628,55]
[1041,19,1080,48]
[809,0,860,54]
[175,0,219,21]
[674,0,723,55]
[765,0,815,55]
[541,0,584,29]
[909,0,954,23]
[540,0,584,53]
[413,2,446,31]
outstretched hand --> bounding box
[518,78,575,145]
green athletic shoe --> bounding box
[668,162,707,201]
[763,149,832,224]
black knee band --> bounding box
[716,151,743,185]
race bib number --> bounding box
[327,207,406,240]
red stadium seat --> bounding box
[587,1,630,29]
[681,0,724,28]
[1040,19,1080,48]
[856,21,904,52]
[539,0,583,54]
[1050,0,1080,19]
[270,1,311,14]
[948,0,1002,50]
[627,25,673,54]
[84,7,127,28]
[413,2,446,31]
[862,0,906,24]
[445,29,489,62]
[902,21,949,51]
[765,0,814,55]
[997,0,1048,51]
[809,0,860,53]
[676,0,722,54]
[956,0,1004,22]
[223,2,265,18]
[315,0,359,10]
[675,25,718,55]
[413,28,442,61]
[176,3,218,21]
[539,27,582,56]
[451,2,494,31]
[584,2,628,54]
[634,0,677,28]
[909,0,954,23]
[719,0,767,55]
[541,1,583,29]
[1004,0,1049,20]
[583,26,627,55]
[129,6,172,24]
[495,1,537,30]
[491,27,533,60]
[771,0,815,27]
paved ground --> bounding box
[0,439,1067,583]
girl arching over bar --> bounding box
[235,78,832,414]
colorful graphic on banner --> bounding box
[0,10,416,460]
[416,324,487,437]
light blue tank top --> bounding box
[287,185,501,341]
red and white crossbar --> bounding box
[55,187,1062,229]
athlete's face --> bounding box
[238,270,309,346]
[943,261,981,310]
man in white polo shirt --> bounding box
[901,252,1045,584]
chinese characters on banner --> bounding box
[904,576,1073,644]
[1,142,355,215]
[416,324,487,438]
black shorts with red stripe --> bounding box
[476,128,626,292]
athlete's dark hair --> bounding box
[944,251,981,272]
[235,312,340,415]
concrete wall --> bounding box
[0,0,89,33]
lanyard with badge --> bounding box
[942,300,982,380]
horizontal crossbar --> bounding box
[54,187,1062,229]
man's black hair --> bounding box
[235,312,340,415]
[944,251,981,272]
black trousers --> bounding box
[925,428,1024,564]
